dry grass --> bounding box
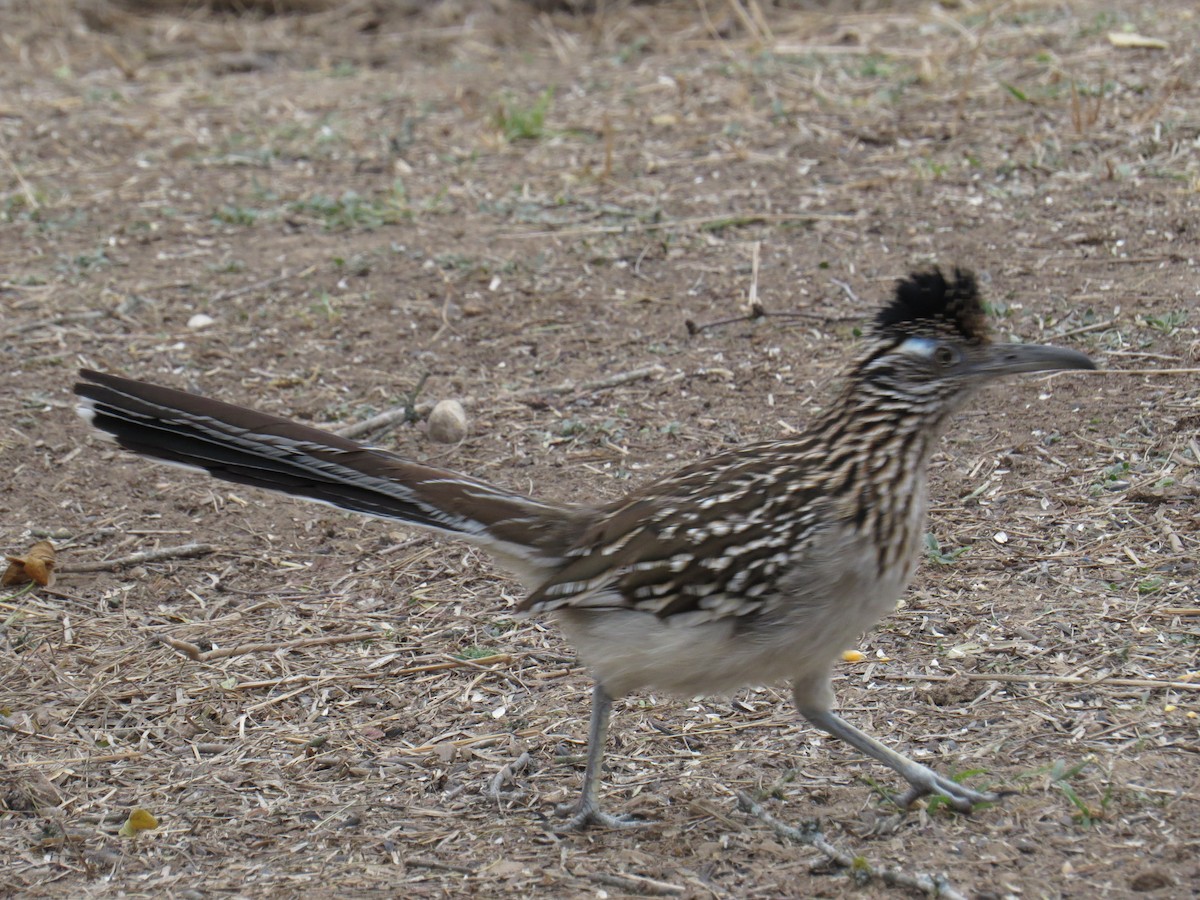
[2,0,1198,896]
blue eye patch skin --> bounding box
[896,336,940,358]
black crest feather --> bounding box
[875,268,989,343]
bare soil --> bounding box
[2,1,1198,897]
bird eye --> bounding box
[934,345,958,366]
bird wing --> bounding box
[520,442,839,624]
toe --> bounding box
[894,770,999,812]
[555,809,646,832]
[553,798,649,831]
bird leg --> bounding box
[799,706,998,811]
[555,684,646,830]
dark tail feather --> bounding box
[74,370,582,575]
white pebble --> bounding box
[187,313,215,330]
[427,399,468,443]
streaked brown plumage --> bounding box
[74,268,1095,829]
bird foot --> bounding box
[893,767,1000,813]
[553,799,649,832]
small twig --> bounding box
[488,750,532,801]
[333,405,414,440]
[334,372,430,439]
[1151,608,1200,617]
[404,856,477,875]
[736,792,966,900]
[0,714,38,737]
[180,654,518,697]
[522,365,666,397]
[210,265,317,303]
[59,543,216,573]
[397,653,515,677]
[600,113,614,180]
[11,750,144,768]
[509,211,859,239]
[829,277,860,305]
[686,311,760,335]
[948,2,998,133]
[1070,367,1200,376]
[394,727,541,758]
[724,0,770,46]
[156,635,210,660]
[876,672,1200,692]
[1,581,39,605]
[747,240,762,315]
[157,629,382,662]
[687,308,857,335]
[1054,317,1118,339]
[589,872,686,896]
[0,142,39,211]
[1081,254,1178,265]
[101,42,139,80]
[688,262,867,335]
[1105,350,1181,362]
[5,310,107,338]
[335,367,665,438]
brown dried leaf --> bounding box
[2,540,57,587]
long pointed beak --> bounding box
[967,343,1096,377]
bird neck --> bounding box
[811,378,973,465]
[793,380,973,577]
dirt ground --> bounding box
[2,0,1199,896]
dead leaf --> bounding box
[3,540,56,587]
[485,859,526,878]
[1107,32,1168,50]
[946,641,985,659]
[923,674,982,707]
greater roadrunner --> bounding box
[75,269,1095,829]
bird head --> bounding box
[854,269,1095,410]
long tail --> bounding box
[74,370,584,580]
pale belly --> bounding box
[554,515,924,699]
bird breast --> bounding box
[555,499,927,699]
